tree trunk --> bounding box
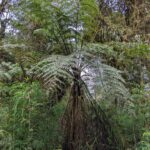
[0,0,10,41]
[62,68,87,150]
[0,20,6,41]
[62,69,122,150]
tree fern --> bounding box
[10,1,130,149]
[31,43,129,103]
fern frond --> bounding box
[0,62,22,82]
[32,54,129,103]
[81,57,129,103]
[73,43,129,102]
[80,43,116,58]
[0,44,27,51]
[31,54,77,92]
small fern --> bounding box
[0,62,22,81]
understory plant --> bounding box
[0,82,66,150]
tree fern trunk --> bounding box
[62,70,122,150]
[62,68,87,149]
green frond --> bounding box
[0,62,22,82]
[32,47,129,103]
[31,54,77,92]
[0,44,27,51]
[78,43,129,102]
[93,63,129,102]
[79,43,116,59]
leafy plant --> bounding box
[137,131,150,150]
[0,62,22,82]
[0,82,66,149]
[30,42,129,149]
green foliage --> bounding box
[100,85,150,149]
[0,47,15,63]
[137,131,150,150]
[12,0,99,53]
[0,0,150,149]
[110,42,150,58]
[31,44,129,103]
[105,42,150,87]
[0,62,22,82]
[0,82,66,149]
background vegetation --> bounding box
[0,0,150,149]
